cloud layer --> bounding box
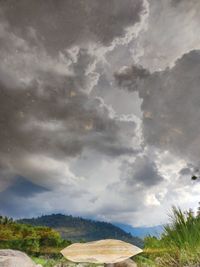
[0,0,200,226]
[116,50,200,165]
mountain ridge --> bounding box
[114,223,164,238]
[18,213,144,248]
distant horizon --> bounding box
[1,211,164,229]
[17,212,164,239]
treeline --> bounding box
[19,214,143,248]
[0,215,71,256]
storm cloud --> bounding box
[116,50,200,166]
[0,0,144,52]
[121,156,163,187]
[0,0,199,226]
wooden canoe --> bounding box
[61,239,143,264]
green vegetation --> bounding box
[2,206,200,267]
[0,215,71,257]
[135,205,200,267]
[18,214,143,247]
[0,214,142,265]
[32,256,69,267]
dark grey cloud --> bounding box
[170,0,195,7]
[121,156,163,187]
[0,0,145,163]
[0,0,144,53]
[1,0,199,225]
[0,79,135,161]
[0,176,48,217]
[171,0,182,6]
[114,65,150,91]
[0,46,136,163]
[0,0,146,212]
[116,50,200,165]
[179,168,192,176]
[1,176,48,198]
[179,163,199,177]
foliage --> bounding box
[32,257,66,267]
[162,206,200,250]
[137,206,200,266]
[134,255,156,267]
[0,215,71,256]
[18,214,143,247]
[33,257,103,267]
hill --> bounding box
[114,223,163,238]
[18,214,143,248]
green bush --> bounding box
[0,216,71,257]
[139,206,200,266]
[162,206,200,251]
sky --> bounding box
[0,0,200,227]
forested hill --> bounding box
[18,214,143,248]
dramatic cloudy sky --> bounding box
[0,0,200,226]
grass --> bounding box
[33,257,55,267]
[134,255,156,267]
[163,207,200,248]
[33,256,70,267]
[136,206,200,267]
[33,257,104,267]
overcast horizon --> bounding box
[0,0,200,227]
